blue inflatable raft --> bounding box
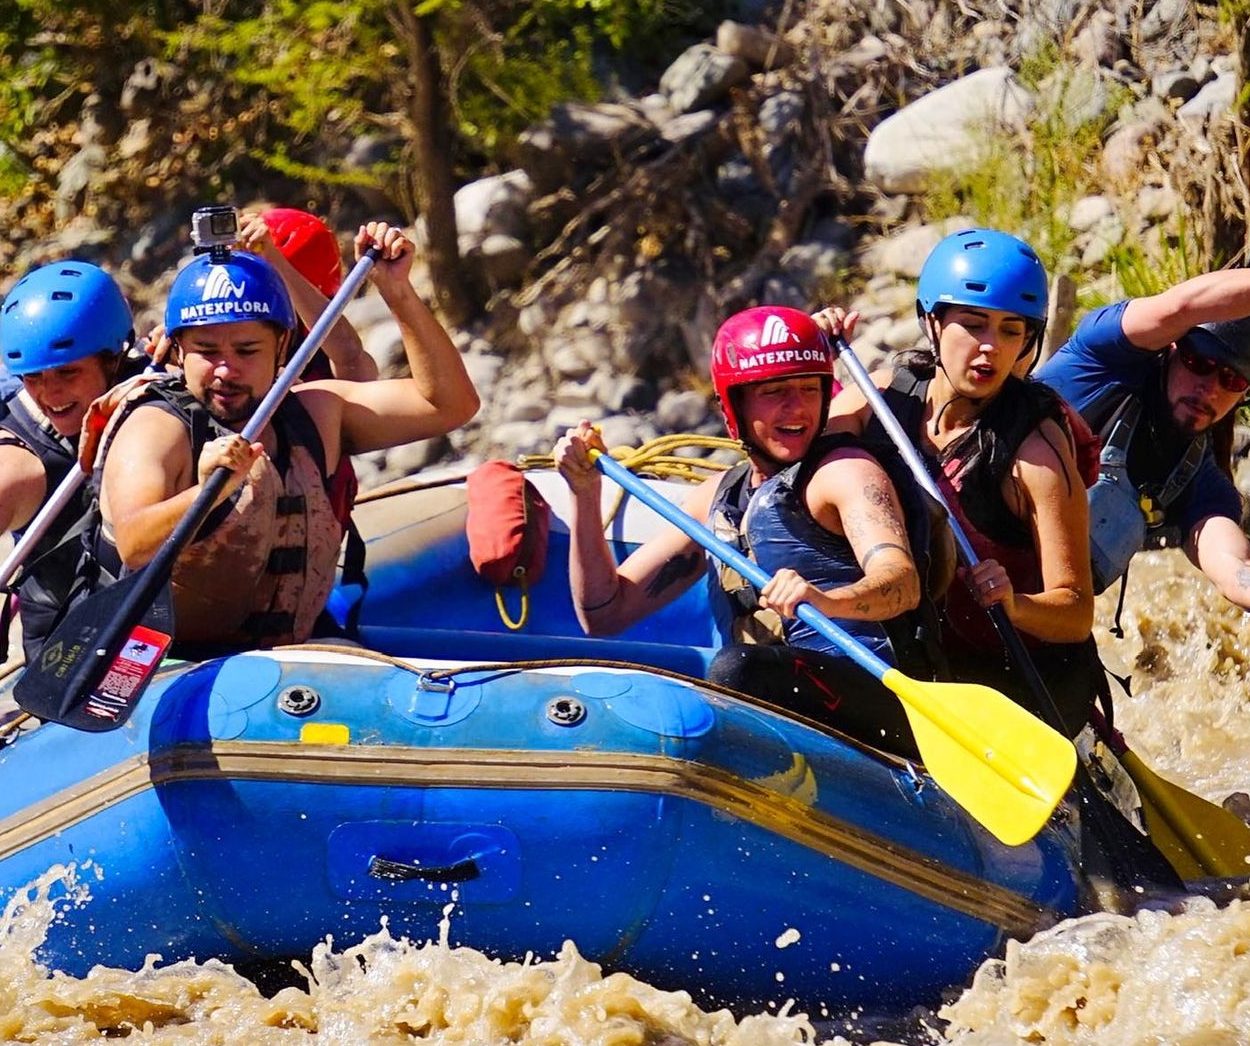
[0,466,1082,1015]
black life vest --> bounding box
[707,460,784,645]
[0,391,87,662]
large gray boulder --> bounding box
[863,67,1034,195]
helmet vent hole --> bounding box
[51,291,73,301]
[51,337,74,349]
[965,281,987,292]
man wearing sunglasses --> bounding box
[1037,274,1250,608]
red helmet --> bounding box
[261,208,343,298]
[710,306,837,441]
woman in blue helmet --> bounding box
[0,261,142,660]
[95,222,478,655]
[822,228,1097,736]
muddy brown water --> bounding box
[0,548,1247,1044]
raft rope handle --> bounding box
[495,566,530,631]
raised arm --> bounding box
[1187,515,1250,609]
[236,212,377,382]
[1121,270,1250,350]
[554,420,711,635]
[301,222,478,458]
[812,306,877,435]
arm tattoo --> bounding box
[859,541,910,572]
[1237,566,1250,593]
[844,481,908,547]
[644,551,704,598]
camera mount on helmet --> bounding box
[190,205,240,264]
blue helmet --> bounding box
[164,251,296,336]
[0,261,133,377]
[916,229,1049,351]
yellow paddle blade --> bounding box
[1120,749,1250,880]
[882,668,1077,846]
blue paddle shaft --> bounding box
[592,452,891,682]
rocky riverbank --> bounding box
[2,1,1245,489]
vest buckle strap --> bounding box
[275,495,306,515]
[242,610,296,638]
[267,546,307,575]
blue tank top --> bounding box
[744,453,895,664]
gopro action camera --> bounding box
[190,205,239,254]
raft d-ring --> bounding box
[277,685,322,717]
[416,672,456,694]
[547,696,586,726]
[903,762,925,795]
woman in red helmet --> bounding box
[553,307,923,708]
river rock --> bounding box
[861,223,948,280]
[659,43,750,115]
[594,413,660,451]
[655,388,712,432]
[1177,70,1237,128]
[715,21,793,70]
[455,171,533,250]
[363,320,406,375]
[863,67,1034,195]
[1152,68,1202,103]
[1068,195,1115,233]
[516,103,659,193]
[385,436,450,477]
[658,110,720,145]
[468,234,530,290]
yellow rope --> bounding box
[517,432,747,531]
[494,573,529,631]
[330,434,748,633]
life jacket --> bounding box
[870,369,1071,653]
[745,433,897,664]
[1082,379,1205,592]
[0,390,86,662]
[289,332,368,630]
[93,378,347,650]
[706,460,784,646]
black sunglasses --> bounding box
[1176,343,1250,394]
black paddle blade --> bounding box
[1073,762,1185,912]
[14,570,174,732]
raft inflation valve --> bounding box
[547,696,586,726]
[278,685,322,717]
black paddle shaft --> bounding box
[15,245,381,730]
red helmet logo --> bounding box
[710,306,835,441]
